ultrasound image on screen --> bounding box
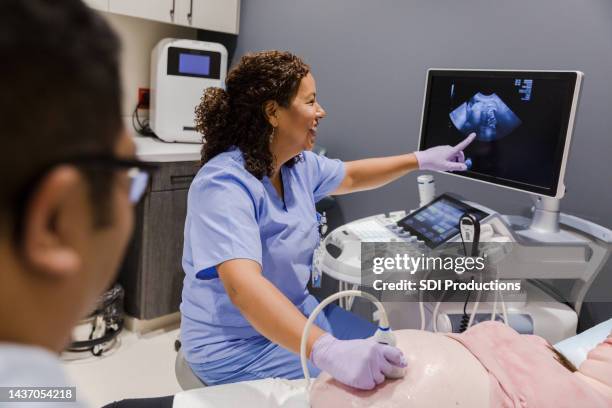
[421,72,577,195]
[449,93,522,141]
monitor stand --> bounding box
[513,195,583,243]
[529,195,561,234]
[509,195,589,243]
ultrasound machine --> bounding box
[318,69,612,343]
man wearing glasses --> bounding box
[0,0,151,406]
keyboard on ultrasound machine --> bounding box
[346,219,416,242]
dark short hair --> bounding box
[196,50,310,179]
[0,0,123,235]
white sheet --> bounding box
[173,378,309,408]
[554,318,612,368]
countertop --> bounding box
[133,135,201,162]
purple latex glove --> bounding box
[414,133,476,172]
[310,333,408,390]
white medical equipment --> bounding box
[416,174,435,207]
[315,69,612,343]
[150,39,228,143]
[318,196,612,343]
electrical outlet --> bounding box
[137,88,150,109]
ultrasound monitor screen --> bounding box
[419,70,581,197]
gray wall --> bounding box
[234,0,612,326]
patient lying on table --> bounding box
[310,321,612,407]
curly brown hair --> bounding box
[195,50,310,179]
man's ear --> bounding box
[21,166,84,279]
[263,100,279,127]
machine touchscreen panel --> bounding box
[397,195,487,248]
[167,47,221,79]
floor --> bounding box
[62,323,183,408]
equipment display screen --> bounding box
[179,53,210,76]
[419,70,580,197]
[167,47,221,79]
[397,194,487,248]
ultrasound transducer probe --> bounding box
[460,213,481,257]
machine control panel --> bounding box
[395,194,488,248]
[338,194,492,249]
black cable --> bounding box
[66,323,123,353]
[463,289,471,316]
[458,227,472,333]
[459,289,471,333]
[131,104,156,137]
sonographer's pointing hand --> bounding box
[414,132,476,172]
[310,333,407,390]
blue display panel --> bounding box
[167,47,221,79]
[178,53,211,76]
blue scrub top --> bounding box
[180,147,345,363]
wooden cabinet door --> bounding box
[177,0,240,34]
[109,0,177,25]
[139,189,189,319]
[119,161,197,319]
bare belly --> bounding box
[310,330,490,408]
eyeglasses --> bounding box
[61,155,158,204]
[126,167,150,203]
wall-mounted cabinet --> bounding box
[175,0,240,35]
[108,0,176,26]
[94,0,240,34]
[83,0,108,12]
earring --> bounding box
[269,127,276,144]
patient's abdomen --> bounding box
[310,330,490,408]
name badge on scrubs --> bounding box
[311,212,327,288]
[311,244,324,288]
